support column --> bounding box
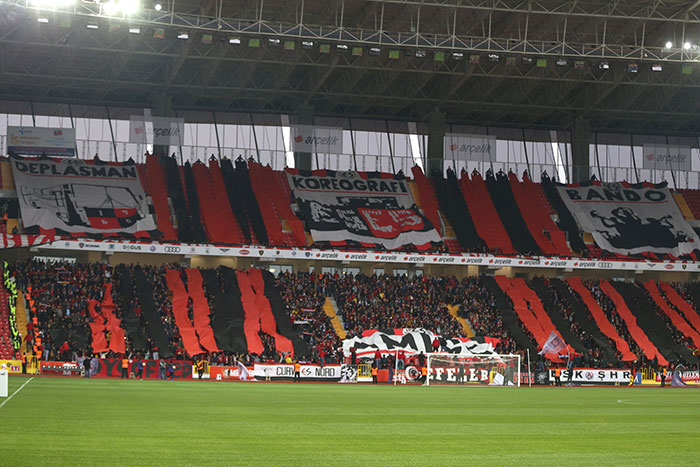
[571,117,591,183]
[295,104,313,171]
[152,93,173,158]
[426,111,445,175]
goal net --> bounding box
[425,353,521,387]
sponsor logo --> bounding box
[258,250,264,256]
[291,251,297,256]
[576,261,596,268]
[163,246,181,253]
[78,242,84,248]
[121,244,142,251]
[305,252,311,257]
[597,262,613,269]
[346,253,367,260]
[547,260,567,267]
[491,258,512,265]
[317,252,339,259]
[433,256,456,263]
[150,246,156,252]
[108,244,115,250]
[239,249,250,255]
[219,248,230,253]
[462,258,482,264]
[518,259,541,266]
[376,255,398,261]
[403,256,424,262]
[664,264,674,270]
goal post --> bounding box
[424,353,521,387]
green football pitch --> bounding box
[1,376,699,466]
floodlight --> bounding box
[37,17,49,23]
[31,0,75,6]
[87,23,99,29]
[154,2,162,11]
[684,42,692,50]
[665,41,673,49]
[103,1,119,15]
[177,32,189,39]
[128,27,140,34]
[121,0,140,15]
[229,37,241,44]
[651,64,663,72]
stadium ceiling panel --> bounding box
[1,0,700,135]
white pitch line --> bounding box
[0,377,34,409]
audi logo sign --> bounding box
[163,246,181,253]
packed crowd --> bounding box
[7,259,698,371]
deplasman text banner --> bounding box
[11,157,157,235]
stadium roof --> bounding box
[1,0,700,135]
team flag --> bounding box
[538,331,566,355]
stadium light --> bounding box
[177,32,189,40]
[652,64,663,72]
[37,17,49,23]
[121,0,140,15]
[154,2,162,10]
[229,37,241,44]
[128,27,141,34]
[103,1,119,15]
[684,42,692,50]
[31,0,75,6]
[665,41,673,49]
[87,23,99,29]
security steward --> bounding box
[371,365,378,384]
[294,361,301,383]
[660,367,667,388]
[121,356,129,379]
[421,365,428,384]
[554,367,562,387]
[21,353,27,374]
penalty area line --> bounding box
[0,377,34,409]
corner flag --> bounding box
[538,331,566,355]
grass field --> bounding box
[1,376,699,466]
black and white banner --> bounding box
[342,328,496,357]
[287,171,441,250]
[253,363,342,380]
[548,368,632,384]
[11,158,156,234]
[557,182,699,256]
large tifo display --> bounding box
[558,182,700,257]
[342,328,497,357]
[11,157,157,235]
[287,170,441,250]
